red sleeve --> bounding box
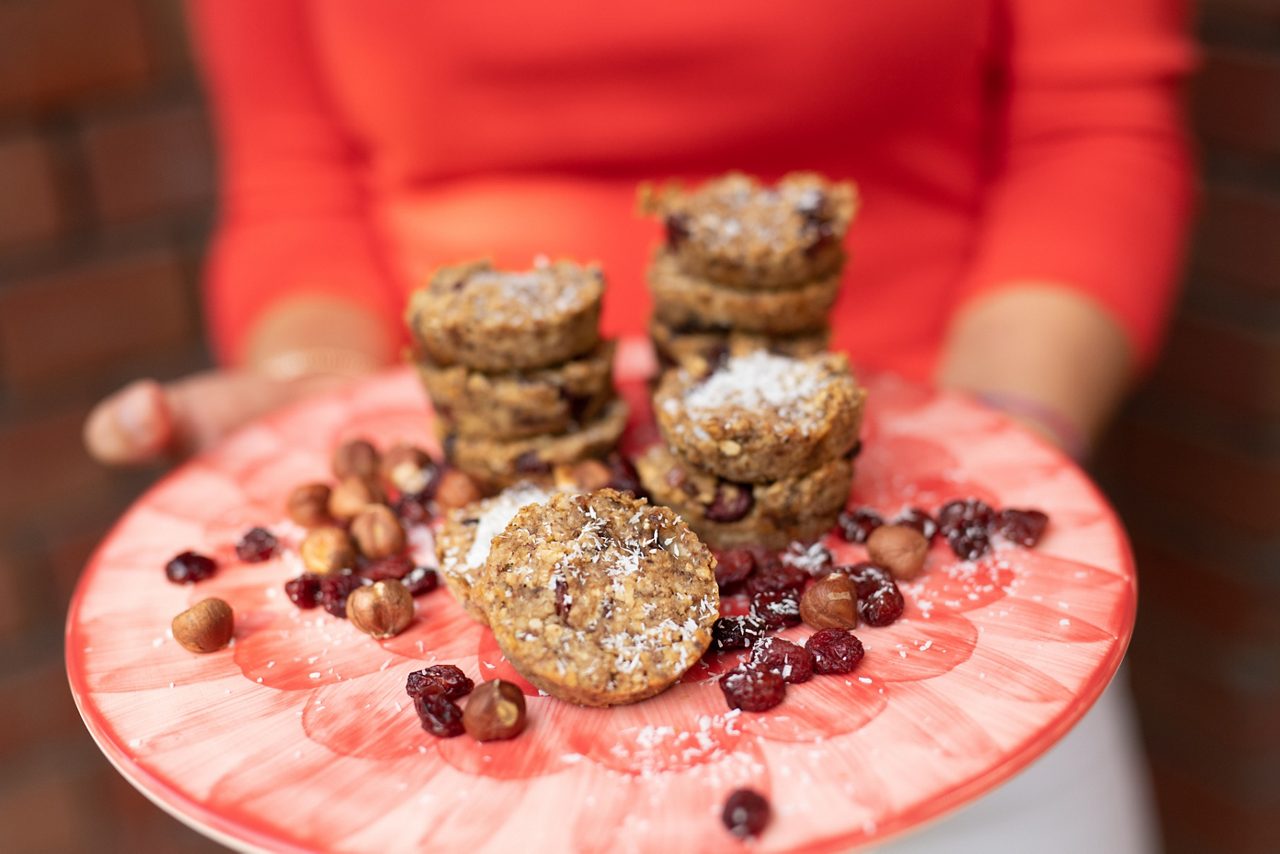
[188,0,402,367]
[958,0,1197,369]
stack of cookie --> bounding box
[636,350,866,550]
[405,258,627,492]
[641,172,857,373]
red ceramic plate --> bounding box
[67,340,1135,853]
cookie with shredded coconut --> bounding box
[416,340,615,440]
[406,258,604,371]
[648,248,841,335]
[635,443,852,550]
[435,483,556,622]
[650,317,829,376]
[640,172,858,289]
[477,489,719,707]
[442,398,628,492]
[654,351,865,483]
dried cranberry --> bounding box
[946,526,992,561]
[744,560,808,597]
[235,527,277,562]
[164,551,216,584]
[561,390,595,425]
[394,492,433,525]
[360,553,415,581]
[284,574,322,609]
[414,694,465,738]
[806,628,865,674]
[513,451,550,474]
[937,498,996,534]
[712,615,769,651]
[665,213,690,249]
[403,566,440,596]
[719,666,786,712]
[722,788,771,838]
[750,589,802,630]
[406,664,474,700]
[836,508,882,544]
[893,508,938,541]
[750,637,813,684]
[319,573,368,618]
[997,508,1050,547]
[704,481,754,523]
[843,562,892,597]
[604,452,643,496]
[844,563,905,627]
[714,548,756,589]
[553,576,571,619]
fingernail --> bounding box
[114,382,160,450]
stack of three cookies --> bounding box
[641,172,857,374]
[405,258,627,492]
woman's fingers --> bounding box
[84,370,359,466]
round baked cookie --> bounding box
[640,171,857,289]
[444,398,629,492]
[406,258,604,371]
[635,444,852,550]
[654,351,865,483]
[417,340,615,440]
[477,489,719,706]
[648,249,842,335]
[435,483,555,623]
[650,317,829,374]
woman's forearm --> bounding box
[935,284,1136,454]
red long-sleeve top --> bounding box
[190,0,1194,381]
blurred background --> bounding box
[0,2,1275,852]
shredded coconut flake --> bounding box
[681,351,829,431]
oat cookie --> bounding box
[650,317,829,374]
[478,489,719,706]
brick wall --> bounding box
[1091,3,1280,853]
[0,2,1275,852]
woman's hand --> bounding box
[83,296,396,466]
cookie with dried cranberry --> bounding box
[654,351,865,483]
[406,258,603,371]
[477,489,719,707]
[435,483,555,622]
[650,317,829,374]
[443,398,628,492]
[635,443,851,549]
[648,249,841,336]
[640,172,858,289]
[417,340,615,440]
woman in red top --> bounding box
[85,3,1190,847]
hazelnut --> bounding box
[346,579,414,639]
[381,443,436,494]
[552,459,612,492]
[332,438,380,481]
[867,524,929,581]
[462,680,527,741]
[300,526,356,575]
[799,573,858,630]
[350,504,406,559]
[286,482,332,528]
[172,598,234,653]
[434,468,481,511]
[329,475,386,521]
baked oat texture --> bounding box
[640,171,858,289]
[478,489,719,707]
[406,258,603,371]
[654,351,865,483]
[650,317,829,374]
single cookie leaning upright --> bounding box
[654,351,866,483]
[406,258,604,371]
[478,489,719,707]
[640,171,858,289]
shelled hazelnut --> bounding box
[329,475,386,521]
[434,469,481,511]
[462,680,527,741]
[286,483,333,528]
[381,443,436,494]
[866,524,929,581]
[300,526,356,575]
[172,598,234,653]
[332,438,380,481]
[799,573,858,630]
[351,504,406,559]
[346,579,414,639]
